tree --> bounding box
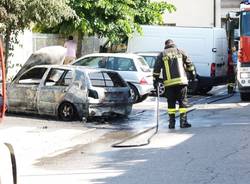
[0,0,75,75]
[34,0,176,57]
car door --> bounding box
[37,68,73,115]
[7,67,47,112]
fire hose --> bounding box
[112,85,235,148]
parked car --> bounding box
[7,65,132,121]
[71,53,154,103]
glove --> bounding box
[153,79,159,91]
[187,70,196,81]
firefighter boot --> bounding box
[227,84,234,94]
[180,113,191,128]
[168,114,176,129]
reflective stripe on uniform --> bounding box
[163,77,188,87]
[162,52,188,87]
[168,108,176,114]
[179,108,187,113]
[228,83,235,87]
[153,72,160,76]
[163,56,171,81]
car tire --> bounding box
[129,84,139,103]
[58,102,76,121]
[198,86,213,94]
[137,94,148,103]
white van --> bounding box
[127,25,228,94]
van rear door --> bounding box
[213,29,228,78]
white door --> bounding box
[213,29,228,77]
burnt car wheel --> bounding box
[58,102,76,121]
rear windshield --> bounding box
[137,58,151,72]
[89,72,127,87]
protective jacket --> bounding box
[153,45,195,88]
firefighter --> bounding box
[153,39,196,129]
[227,46,237,94]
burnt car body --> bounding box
[7,65,132,121]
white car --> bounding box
[71,53,154,103]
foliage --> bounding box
[35,0,176,43]
[0,0,75,75]
[134,1,176,25]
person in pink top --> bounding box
[63,35,77,64]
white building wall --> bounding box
[8,30,33,80]
[153,0,221,27]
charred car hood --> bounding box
[14,46,66,80]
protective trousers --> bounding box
[165,85,191,128]
[227,65,237,94]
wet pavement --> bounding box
[1,85,250,183]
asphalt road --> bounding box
[1,86,250,184]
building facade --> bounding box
[160,0,241,28]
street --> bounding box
[1,86,250,184]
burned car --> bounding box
[7,65,133,121]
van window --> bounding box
[89,72,127,87]
[18,67,47,85]
[74,57,106,68]
[107,57,136,71]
